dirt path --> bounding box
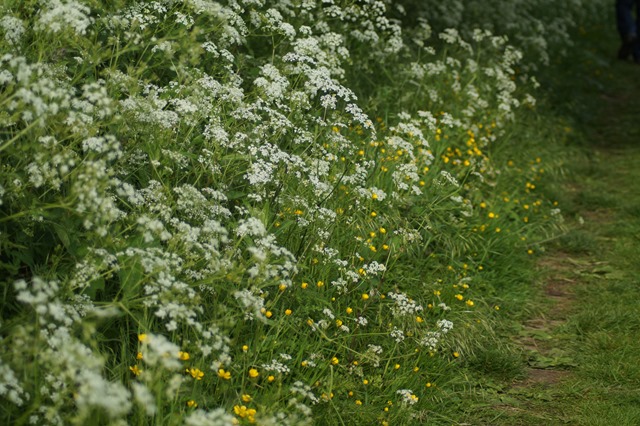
[504,146,640,424]
[463,29,640,426]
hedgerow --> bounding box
[0,1,605,424]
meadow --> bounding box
[0,1,610,425]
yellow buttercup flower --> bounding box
[218,368,231,380]
[186,368,204,380]
[234,405,257,423]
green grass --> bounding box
[452,15,640,426]
[0,2,629,425]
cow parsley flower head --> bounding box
[437,319,454,333]
[390,327,405,343]
[396,389,419,405]
[236,217,267,238]
[140,333,181,370]
[290,381,319,405]
[0,16,25,46]
[36,0,93,35]
[0,362,29,406]
[132,383,157,416]
[184,408,235,426]
[387,292,424,317]
[75,370,132,418]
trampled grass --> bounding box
[457,10,640,426]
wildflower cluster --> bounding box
[0,0,600,424]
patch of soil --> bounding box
[513,368,571,388]
[536,251,573,270]
[534,252,580,319]
[509,251,580,391]
[545,279,576,319]
[581,208,612,224]
[544,278,574,297]
[523,318,565,330]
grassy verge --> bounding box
[453,15,640,426]
[0,2,618,425]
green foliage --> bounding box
[460,15,640,425]
[0,0,608,425]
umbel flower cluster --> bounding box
[0,0,604,425]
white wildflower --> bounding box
[0,362,29,406]
[36,0,93,35]
[0,16,25,46]
[290,381,319,405]
[185,408,235,426]
[236,217,267,238]
[390,327,405,343]
[140,333,181,370]
[132,383,157,416]
[75,370,132,418]
[261,359,291,374]
[387,292,424,317]
[355,316,368,327]
[437,319,454,333]
[396,389,419,405]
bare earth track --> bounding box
[464,25,640,426]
